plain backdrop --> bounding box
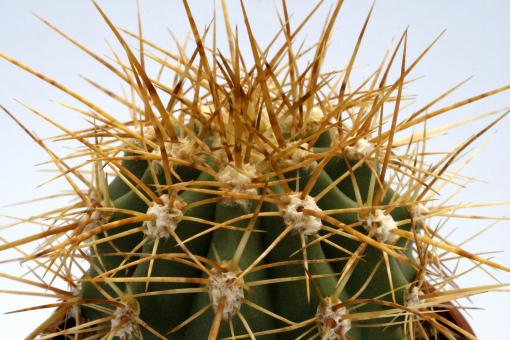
[1,1,510,339]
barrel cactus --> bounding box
[1,1,509,339]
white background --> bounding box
[1,1,510,338]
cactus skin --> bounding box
[2,1,510,340]
[80,137,416,340]
[76,129,424,340]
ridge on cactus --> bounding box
[1,1,510,339]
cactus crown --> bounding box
[1,1,509,339]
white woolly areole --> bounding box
[208,266,244,320]
[411,203,430,219]
[143,194,185,239]
[344,138,374,160]
[406,286,423,307]
[140,126,157,142]
[217,163,258,209]
[309,106,325,123]
[281,106,324,133]
[81,209,111,233]
[281,194,323,236]
[279,143,317,170]
[111,303,138,339]
[125,126,157,147]
[316,297,351,339]
[152,138,195,171]
[365,209,400,244]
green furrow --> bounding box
[259,183,320,339]
[292,166,412,338]
[185,199,276,339]
[318,153,417,281]
[108,154,148,201]
[132,171,216,339]
[81,167,161,321]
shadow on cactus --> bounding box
[1,1,510,339]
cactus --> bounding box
[1,1,510,339]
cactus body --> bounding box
[74,132,434,339]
